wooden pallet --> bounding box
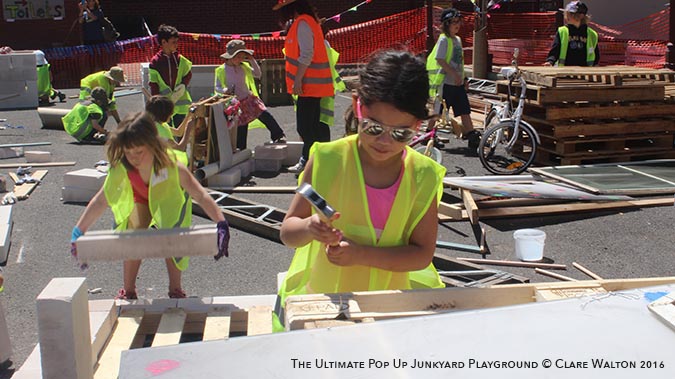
[497,81,665,105]
[260,59,293,106]
[517,66,675,88]
[525,115,675,139]
[283,277,675,330]
[538,132,674,155]
[433,253,529,287]
[531,101,675,121]
[534,145,675,166]
[7,169,48,200]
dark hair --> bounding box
[106,112,172,173]
[156,24,179,44]
[145,95,174,123]
[278,0,319,24]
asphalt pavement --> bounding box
[0,88,674,377]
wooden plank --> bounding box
[534,285,607,302]
[535,268,578,282]
[537,86,665,105]
[544,103,675,121]
[0,161,75,168]
[151,308,187,347]
[76,225,217,262]
[0,142,51,148]
[525,117,675,139]
[202,310,232,341]
[648,292,675,332]
[94,309,144,379]
[246,306,273,336]
[8,169,48,200]
[457,257,567,270]
[572,262,603,280]
[460,189,479,225]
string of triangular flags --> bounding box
[186,0,375,41]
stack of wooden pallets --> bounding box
[496,66,675,165]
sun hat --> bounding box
[34,50,48,66]
[103,66,125,83]
[90,87,109,106]
[560,1,588,14]
[220,40,254,60]
[440,8,461,23]
[272,0,297,11]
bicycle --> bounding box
[409,115,444,164]
[478,49,540,175]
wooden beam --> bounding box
[151,309,187,347]
[8,170,48,200]
[0,161,75,169]
[75,225,217,262]
[535,268,578,282]
[457,257,567,270]
[572,262,603,280]
[460,189,479,225]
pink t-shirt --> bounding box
[365,151,405,239]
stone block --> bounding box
[37,277,93,379]
[0,147,23,159]
[254,144,287,160]
[231,159,254,178]
[0,299,11,364]
[254,158,282,172]
[63,168,107,190]
[61,186,99,203]
[25,151,52,163]
[207,167,242,188]
[280,141,303,166]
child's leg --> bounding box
[258,110,285,141]
[123,203,152,297]
[165,258,183,296]
[236,123,248,150]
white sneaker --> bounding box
[287,162,305,173]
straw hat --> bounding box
[104,66,126,83]
[220,40,254,60]
[272,0,298,11]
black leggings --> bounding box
[296,96,330,160]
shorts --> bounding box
[441,84,471,117]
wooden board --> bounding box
[8,169,48,200]
[0,161,74,168]
[94,309,144,379]
[151,308,187,347]
[202,310,232,341]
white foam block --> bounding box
[63,169,107,190]
[254,144,287,160]
[280,141,303,166]
[61,186,99,203]
[24,151,52,163]
[207,167,242,188]
[0,147,23,159]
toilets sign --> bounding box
[3,0,64,21]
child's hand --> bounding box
[325,240,360,266]
[306,214,341,246]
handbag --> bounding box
[100,17,120,42]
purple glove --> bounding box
[215,220,230,260]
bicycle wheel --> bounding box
[478,120,537,175]
[414,145,443,165]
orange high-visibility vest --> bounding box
[284,14,334,98]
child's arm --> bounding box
[280,158,341,247]
[173,119,195,151]
[75,188,109,233]
[246,56,262,79]
[177,163,225,223]
[325,195,438,272]
[91,118,107,134]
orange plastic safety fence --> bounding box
[44,6,671,89]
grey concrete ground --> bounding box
[0,88,674,377]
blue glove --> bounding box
[71,226,83,258]
[215,220,230,261]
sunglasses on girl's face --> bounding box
[356,98,418,143]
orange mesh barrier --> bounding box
[44,6,671,89]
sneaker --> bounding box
[271,136,287,144]
[168,288,187,299]
[57,91,66,102]
[115,288,138,300]
[287,161,304,173]
[463,130,482,150]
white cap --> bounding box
[34,50,48,65]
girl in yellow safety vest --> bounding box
[71,112,230,300]
[279,49,446,310]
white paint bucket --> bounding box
[513,229,546,261]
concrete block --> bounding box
[254,158,282,172]
[37,277,93,379]
[63,168,107,190]
[0,174,5,192]
[25,151,52,163]
[61,186,99,203]
[231,159,254,178]
[254,144,287,160]
[0,80,38,110]
[12,345,41,379]
[207,167,242,188]
[0,223,11,265]
[0,299,11,364]
[0,51,37,81]
[280,141,303,166]
[0,147,23,159]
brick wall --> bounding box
[2,0,424,50]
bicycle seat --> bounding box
[500,67,517,79]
